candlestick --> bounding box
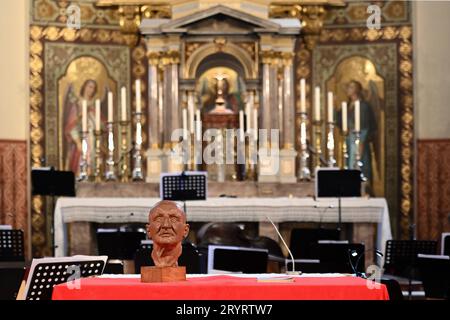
[342,101,348,132]
[312,119,323,173]
[78,130,89,182]
[297,112,311,181]
[121,87,127,121]
[119,120,130,182]
[342,130,349,170]
[105,121,117,181]
[327,92,333,123]
[253,108,258,142]
[239,110,244,142]
[314,86,321,121]
[355,99,360,132]
[246,92,252,133]
[95,99,101,131]
[82,100,87,132]
[135,80,141,113]
[353,129,366,182]
[300,79,306,113]
[108,92,113,123]
[326,121,336,167]
[195,109,201,140]
[132,111,144,181]
[93,129,103,182]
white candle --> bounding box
[121,87,127,121]
[195,109,201,140]
[95,99,101,131]
[135,79,141,113]
[82,100,87,132]
[245,93,252,133]
[108,92,113,122]
[253,108,258,141]
[342,101,348,132]
[355,100,360,131]
[327,91,333,123]
[300,78,306,113]
[239,110,244,142]
[182,108,188,140]
[300,121,307,145]
[314,86,321,121]
[188,93,195,133]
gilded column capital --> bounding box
[147,51,161,66]
[161,50,180,66]
[260,50,279,66]
[280,52,295,67]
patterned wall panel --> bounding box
[417,139,450,241]
[0,140,28,255]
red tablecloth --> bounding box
[52,275,389,300]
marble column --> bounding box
[162,50,183,173]
[279,52,297,183]
[258,51,279,182]
[146,51,163,182]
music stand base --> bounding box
[140,266,186,283]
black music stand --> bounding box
[315,169,362,232]
[160,171,207,213]
[31,168,76,254]
[24,256,107,300]
[383,240,437,298]
[0,229,24,262]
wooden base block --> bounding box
[140,266,186,283]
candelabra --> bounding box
[105,121,117,181]
[93,130,103,182]
[245,135,257,181]
[312,119,323,173]
[132,112,144,181]
[119,120,130,182]
[353,130,366,181]
[342,130,349,169]
[326,121,336,167]
[188,134,196,171]
[78,130,89,182]
[297,112,311,180]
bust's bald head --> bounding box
[147,200,189,247]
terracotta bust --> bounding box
[146,200,190,268]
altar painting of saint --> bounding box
[329,57,385,196]
[59,57,116,175]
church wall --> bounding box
[414,1,450,241]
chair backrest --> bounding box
[380,278,404,300]
[417,254,450,299]
[441,233,450,256]
[96,229,146,260]
[383,240,437,279]
[134,241,203,274]
[207,245,268,274]
[0,262,26,300]
[290,228,340,259]
[0,229,25,262]
[316,242,365,273]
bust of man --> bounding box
[146,200,190,268]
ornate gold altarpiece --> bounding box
[29,0,413,256]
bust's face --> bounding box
[147,201,189,246]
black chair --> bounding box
[383,240,437,280]
[0,262,26,300]
[96,228,146,260]
[314,242,365,273]
[441,233,450,256]
[0,229,25,262]
[208,245,268,274]
[290,228,340,259]
[134,240,204,274]
[417,254,450,299]
[103,260,124,274]
[380,278,404,300]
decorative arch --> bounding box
[184,42,256,79]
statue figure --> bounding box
[146,200,190,268]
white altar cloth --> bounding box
[54,197,392,262]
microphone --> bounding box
[348,248,384,278]
[266,216,301,275]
